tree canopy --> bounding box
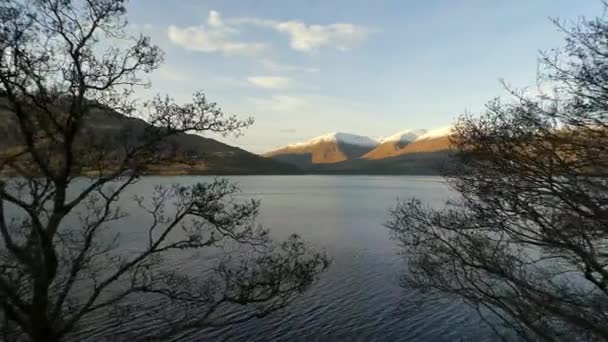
[0,1,328,341]
[387,7,608,342]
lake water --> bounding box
[80,175,495,341]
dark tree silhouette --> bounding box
[387,7,608,342]
[0,1,328,341]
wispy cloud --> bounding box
[275,22,370,52]
[168,11,266,56]
[247,76,290,89]
[207,10,223,28]
[168,10,371,55]
[233,16,371,53]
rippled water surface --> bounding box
[85,175,495,341]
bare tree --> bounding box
[387,6,608,342]
[0,1,328,341]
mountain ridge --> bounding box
[267,127,453,162]
[363,126,453,160]
[264,132,378,166]
[0,95,455,175]
[379,129,427,143]
[0,97,300,175]
[282,132,378,148]
[264,127,454,174]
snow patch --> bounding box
[380,129,427,143]
[288,132,378,148]
[413,126,453,141]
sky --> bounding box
[125,0,602,153]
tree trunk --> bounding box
[29,312,60,342]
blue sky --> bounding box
[125,0,601,153]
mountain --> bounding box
[363,129,427,159]
[263,127,454,174]
[0,98,299,175]
[264,132,378,168]
[364,126,453,160]
[264,126,455,174]
[395,126,453,153]
[314,127,454,174]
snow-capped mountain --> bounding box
[287,132,379,148]
[364,129,427,160]
[413,126,453,141]
[265,127,454,170]
[379,129,427,144]
[265,132,379,166]
[363,126,453,160]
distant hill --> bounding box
[0,97,299,175]
[1,95,459,175]
[264,132,378,168]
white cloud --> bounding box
[234,16,371,52]
[167,10,266,56]
[168,10,371,55]
[275,22,370,52]
[249,95,306,112]
[247,76,290,89]
[207,10,223,28]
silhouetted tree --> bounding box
[0,1,328,341]
[387,7,608,342]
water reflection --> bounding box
[74,175,491,341]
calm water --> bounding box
[79,175,495,341]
